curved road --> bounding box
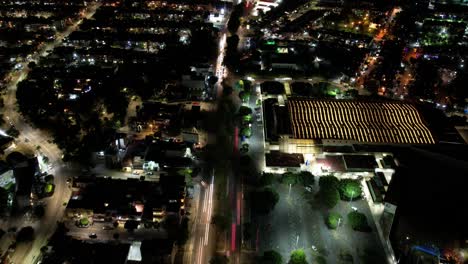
[0,3,101,263]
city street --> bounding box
[185,171,216,264]
[0,2,101,263]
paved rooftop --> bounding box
[288,99,435,144]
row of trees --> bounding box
[224,35,241,72]
[326,210,371,232]
[224,4,246,72]
[318,176,362,209]
[227,4,245,35]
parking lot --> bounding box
[257,179,387,263]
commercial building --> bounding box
[264,97,436,157]
[288,98,435,144]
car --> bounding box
[102,226,114,230]
[89,233,97,239]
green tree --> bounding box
[319,175,339,189]
[227,4,244,34]
[79,217,89,226]
[281,172,298,185]
[242,114,252,122]
[338,179,362,200]
[124,220,138,231]
[224,35,241,71]
[347,211,371,232]
[242,80,252,93]
[44,175,54,183]
[251,187,279,215]
[238,106,252,116]
[240,127,252,138]
[27,61,36,69]
[16,226,34,242]
[289,249,308,264]
[178,168,194,188]
[0,188,9,215]
[6,126,20,138]
[210,254,229,264]
[44,183,54,194]
[33,205,45,218]
[259,173,275,186]
[258,250,283,264]
[239,91,251,103]
[298,171,314,186]
[325,212,342,229]
[316,256,327,264]
[227,15,241,35]
[319,186,340,209]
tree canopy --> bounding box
[240,127,252,138]
[319,175,339,188]
[338,179,362,200]
[238,106,252,116]
[258,173,275,186]
[289,249,308,264]
[297,171,314,186]
[251,187,279,215]
[348,211,371,232]
[227,4,245,34]
[0,188,9,215]
[318,184,340,209]
[258,250,283,264]
[281,172,298,185]
[326,212,342,229]
[16,226,34,242]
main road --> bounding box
[186,13,228,262]
[189,172,215,264]
[0,2,101,263]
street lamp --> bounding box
[350,190,355,203]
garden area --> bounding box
[317,176,363,209]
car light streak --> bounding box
[231,223,236,251]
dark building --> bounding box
[385,145,468,263]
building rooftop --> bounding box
[288,99,436,144]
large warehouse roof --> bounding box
[288,99,435,144]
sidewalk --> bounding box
[361,179,397,264]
